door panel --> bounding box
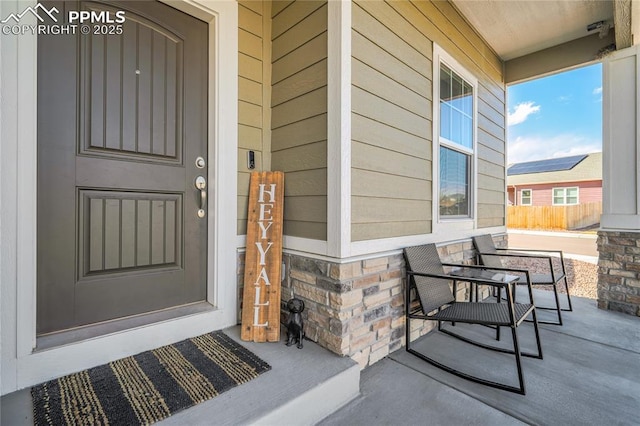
[79,5,183,162]
[37,0,208,334]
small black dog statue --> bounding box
[285,298,305,349]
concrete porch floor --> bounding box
[3,289,640,425]
[321,290,640,426]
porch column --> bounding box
[599,45,640,316]
[326,0,352,258]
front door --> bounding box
[37,0,209,335]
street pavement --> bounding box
[507,230,598,259]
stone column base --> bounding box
[597,231,640,316]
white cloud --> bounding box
[508,134,601,164]
[593,86,603,95]
[508,101,540,126]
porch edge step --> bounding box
[250,363,361,426]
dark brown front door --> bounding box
[37,0,209,334]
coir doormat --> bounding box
[31,331,271,425]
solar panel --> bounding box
[507,154,588,176]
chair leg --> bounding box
[529,306,544,360]
[510,325,526,395]
[552,284,563,325]
[562,276,573,312]
[524,284,564,326]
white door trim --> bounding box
[1,0,238,394]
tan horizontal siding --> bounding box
[284,169,327,196]
[272,3,327,61]
[352,86,431,140]
[238,124,262,151]
[352,221,431,241]
[352,169,432,201]
[352,142,431,181]
[351,0,506,241]
[272,87,327,129]
[429,0,502,76]
[239,53,262,82]
[239,76,262,106]
[271,114,327,151]
[478,144,505,168]
[352,3,430,78]
[239,29,262,60]
[478,127,505,157]
[272,32,327,84]
[238,100,262,128]
[272,59,327,106]
[352,30,431,97]
[478,188,505,205]
[237,0,267,236]
[477,217,504,228]
[242,0,263,15]
[283,221,327,240]
[284,196,327,222]
[352,197,431,223]
[271,142,326,173]
[271,0,328,241]
[272,1,293,18]
[272,0,324,39]
[478,113,505,142]
[351,0,433,242]
[352,59,430,120]
[351,114,430,159]
[239,4,262,37]
[478,158,506,179]
[477,174,505,194]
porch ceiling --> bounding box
[452,0,614,61]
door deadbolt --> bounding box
[195,156,206,169]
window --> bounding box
[435,45,477,220]
[520,189,532,205]
[552,187,579,205]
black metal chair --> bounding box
[473,234,573,326]
[404,243,543,395]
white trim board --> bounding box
[327,0,352,259]
[0,0,238,394]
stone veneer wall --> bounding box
[597,230,640,316]
[238,234,507,369]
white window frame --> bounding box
[520,189,532,205]
[432,44,478,234]
[552,186,579,205]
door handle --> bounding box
[195,176,206,218]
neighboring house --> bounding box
[2,0,640,396]
[507,152,602,206]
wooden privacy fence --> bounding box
[507,202,602,230]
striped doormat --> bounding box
[31,331,271,425]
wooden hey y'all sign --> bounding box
[241,171,284,342]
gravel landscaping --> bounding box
[504,255,598,300]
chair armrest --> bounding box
[505,248,564,256]
[407,270,511,288]
[441,262,530,275]
[440,264,538,305]
[479,251,552,260]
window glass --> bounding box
[436,49,476,222]
[567,187,578,204]
[439,147,470,216]
[439,63,473,149]
[521,190,532,205]
[553,188,564,205]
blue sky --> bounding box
[506,63,602,164]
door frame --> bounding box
[1,0,238,393]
